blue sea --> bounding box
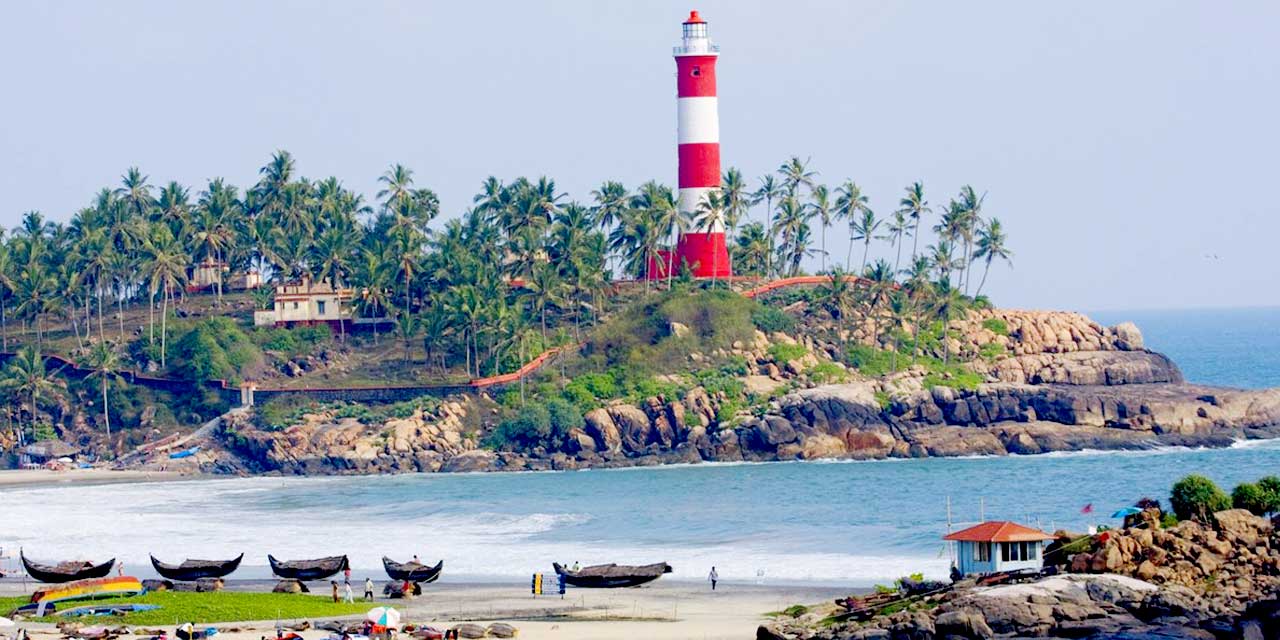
[3,308,1277,586]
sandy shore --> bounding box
[0,469,188,489]
[1,579,848,640]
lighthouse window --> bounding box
[691,66,701,77]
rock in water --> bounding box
[272,579,306,594]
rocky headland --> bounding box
[143,307,1280,476]
[758,508,1280,639]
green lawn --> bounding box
[2,592,371,626]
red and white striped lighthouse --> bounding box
[671,10,731,279]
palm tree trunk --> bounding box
[974,261,992,299]
[820,223,827,272]
[893,236,904,277]
[102,375,110,438]
[2,295,7,352]
[160,285,169,369]
[846,237,854,271]
[117,288,125,342]
[860,240,871,276]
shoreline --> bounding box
[4,437,1278,488]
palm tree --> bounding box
[720,168,750,233]
[525,261,564,342]
[142,225,188,368]
[732,223,770,276]
[928,239,962,287]
[862,259,895,347]
[884,210,911,275]
[817,268,855,320]
[849,208,881,277]
[115,167,155,219]
[932,280,965,366]
[903,255,932,365]
[886,289,910,372]
[835,180,871,270]
[772,197,812,276]
[693,190,728,286]
[0,243,14,351]
[395,310,419,363]
[0,346,63,447]
[753,175,783,275]
[972,217,1012,298]
[956,186,985,293]
[81,341,123,439]
[809,184,834,272]
[898,182,931,266]
[632,181,680,288]
[778,156,817,198]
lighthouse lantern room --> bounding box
[651,10,732,280]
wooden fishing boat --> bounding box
[30,576,144,605]
[267,554,348,581]
[150,554,243,581]
[381,557,443,583]
[20,550,115,584]
[552,562,672,588]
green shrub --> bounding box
[922,369,983,391]
[546,397,584,434]
[255,328,299,353]
[1170,474,1231,522]
[979,342,1007,361]
[845,345,894,377]
[767,343,808,364]
[780,605,809,618]
[981,318,1010,336]
[808,362,847,384]
[484,404,552,450]
[169,317,264,382]
[751,306,795,334]
[1259,476,1280,513]
[1232,482,1271,516]
[719,355,751,376]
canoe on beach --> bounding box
[150,554,243,581]
[267,554,349,581]
[21,550,116,584]
[552,562,672,588]
[30,576,144,605]
[381,557,443,583]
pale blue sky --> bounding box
[1,1,1276,311]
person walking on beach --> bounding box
[330,581,339,603]
[364,577,374,601]
[343,581,354,603]
[708,566,719,591]
[344,565,352,582]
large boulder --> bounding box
[609,404,654,453]
[1112,322,1144,351]
[440,450,497,473]
[934,608,995,639]
[584,408,622,453]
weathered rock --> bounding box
[584,408,622,453]
[440,450,497,473]
[934,607,994,639]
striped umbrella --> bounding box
[365,607,401,628]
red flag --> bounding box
[1081,503,1094,514]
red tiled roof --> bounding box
[943,521,1054,543]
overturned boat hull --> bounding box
[21,550,115,584]
[552,562,672,588]
[150,554,243,581]
[381,558,443,583]
[267,554,348,581]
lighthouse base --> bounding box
[646,233,732,280]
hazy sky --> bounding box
[1,1,1276,311]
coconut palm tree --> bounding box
[956,185,985,293]
[902,255,933,365]
[835,180,871,270]
[862,259,896,347]
[886,289,910,372]
[0,345,63,446]
[778,156,817,198]
[395,310,420,363]
[772,196,812,277]
[692,190,729,286]
[972,217,1012,298]
[849,208,881,277]
[928,239,962,287]
[932,280,965,366]
[80,341,123,439]
[115,167,155,219]
[525,261,564,342]
[142,225,188,368]
[732,223,770,276]
[884,210,911,275]
[897,182,931,265]
[809,184,834,272]
[720,168,751,233]
[817,268,855,320]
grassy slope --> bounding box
[1,592,370,626]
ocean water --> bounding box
[2,309,1277,586]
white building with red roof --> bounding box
[944,520,1054,576]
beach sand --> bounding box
[0,469,187,489]
[1,579,848,640]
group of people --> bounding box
[331,556,424,603]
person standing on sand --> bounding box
[344,565,351,582]
[708,566,719,591]
[343,581,354,603]
[364,577,374,601]
[330,581,339,603]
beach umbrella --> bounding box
[1111,506,1143,518]
[366,607,401,628]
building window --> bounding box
[1001,542,1034,562]
[317,300,327,315]
[292,302,299,310]
[974,542,991,562]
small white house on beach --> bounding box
[944,520,1054,576]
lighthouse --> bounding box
[670,10,731,280]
